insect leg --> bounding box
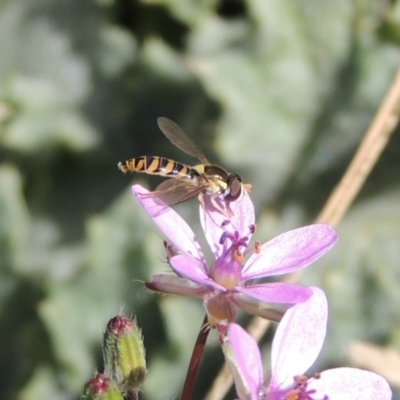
[210,194,233,218]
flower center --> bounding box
[263,374,327,400]
[209,225,254,290]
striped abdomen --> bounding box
[118,156,198,180]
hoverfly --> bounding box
[118,117,250,216]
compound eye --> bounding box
[224,175,243,202]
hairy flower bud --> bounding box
[82,373,123,400]
[103,316,147,395]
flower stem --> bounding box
[180,314,210,400]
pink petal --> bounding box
[200,191,255,258]
[309,368,392,400]
[223,323,263,400]
[170,254,227,292]
[242,224,337,280]
[146,275,213,298]
[269,287,327,390]
[235,283,312,305]
[132,185,204,262]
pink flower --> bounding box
[133,185,337,326]
[223,288,392,400]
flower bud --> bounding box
[103,316,147,394]
[82,373,123,400]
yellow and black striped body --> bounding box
[118,117,247,212]
[118,156,200,181]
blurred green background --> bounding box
[1,0,400,399]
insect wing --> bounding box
[157,117,210,165]
[152,178,205,206]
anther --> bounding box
[219,232,230,245]
[253,241,261,254]
[221,220,230,228]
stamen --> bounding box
[221,220,230,228]
[253,241,261,254]
[294,375,308,385]
[219,232,229,245]
[280,374,327,400]
[263,374,328,400]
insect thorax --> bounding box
[200,165,230,195]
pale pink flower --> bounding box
[223,288,392,400]
[133,185,337,325]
